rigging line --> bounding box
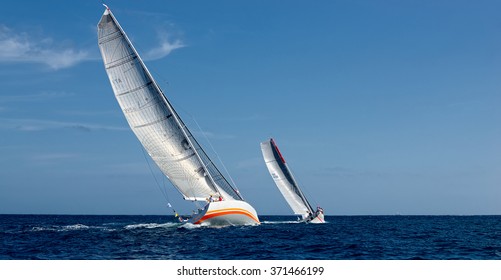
[184,168,204,214]
[191,117,240,192]
[289,164,318,209]
[139,145,172,205]
[160,176,179,216]
[275,141,314,210]
[173,103,241,199]
[295,178,314,204]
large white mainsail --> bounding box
[97,6,259,226]
[261,138,324,223]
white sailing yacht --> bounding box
[261,139,325,223]
[97,5,260,226]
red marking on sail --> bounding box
[271,138,286,164]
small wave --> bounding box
[178,223,202,229]
[262,220,302,224]
[62,224,90,230]
[30,224,92,232]
[495,251,501,257]
[124,223,178,230]
[31,226,54,232]
[102,222,122,226]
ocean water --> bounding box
[1,215,500,260]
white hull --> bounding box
[187,200,260,226]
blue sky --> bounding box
[1,0,500,215]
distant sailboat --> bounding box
[261,139,324,223]
[97,5,259,226]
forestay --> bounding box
[97,8,242,202]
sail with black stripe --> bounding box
[261,138,314,218]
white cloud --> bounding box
[31,153,78,161]
[194,130,236,140]
[0,25,93,70]
[144,30,185,61]
[0,91,75,103]
[0,118,128,132]
[0,21,185,69]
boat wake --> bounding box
[124,223,178,230]
[178,223,203,230]
[30,222,182,232]
[31,224,93,232]
[262,220,302,224]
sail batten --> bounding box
[98,8,242,202]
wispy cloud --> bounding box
[120,10,185,61]
[0,25,94,70]
[0,21,184,69]
[314,166,386,178]
[236,157,263,169]
[213,114,267,122]
[31,153,78,161]
[57,109,120,117]
[193,130,236,140]
[144,30,185,61]
[0,91,75,103]
[0,118,127,132]
[21,153,82,166]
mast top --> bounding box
[102,3,110,14]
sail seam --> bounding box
[133,114,172,128]
[117,81,152,96]
[98,30,122,45]
[106,55,138,70]
[152,152,196,163]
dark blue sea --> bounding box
[1,215,500,260]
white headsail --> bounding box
[97,7,242,202]
[261,139,315,219]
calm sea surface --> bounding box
[1,215,500,260]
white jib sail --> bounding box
[261,139,314,218]
[97,7,241,202]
